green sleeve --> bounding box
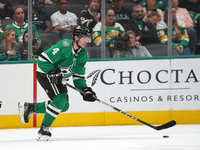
[72,49,88,90]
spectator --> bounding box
[119,4,158,45]
[19,30,44,60]
[142,0,167,11]
[51,0,78,34]
[28,0,53,33]
[6,6,41,45]
[143,0,163,28]
[79,0,101,33]
[156,7,191,55]
[118,30,152,57]
[173,0,197,55]
[112,0,132,22]
[0,29,21,61]
[92,8,125,57]
[178,0,200,45]
[0,0,13,19]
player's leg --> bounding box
[35,72,69,140]
[37,93,69,140]
[61,94,69,112]
[18,71,58,124]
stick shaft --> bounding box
[63,80,176,130]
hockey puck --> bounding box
[163,135,169,138]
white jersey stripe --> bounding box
[38,56,48,62]
[48,104,61,113]
[41,52,53,63]
[46,109,58,118]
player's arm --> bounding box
[72,50,96,102]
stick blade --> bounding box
[155,120,176,130]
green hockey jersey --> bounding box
[6,22,41,45]
[92,22,125,46]
[156,20,189,48]
[37,39,88,90]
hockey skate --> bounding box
[18,102,35,123]
[37,124,52,141]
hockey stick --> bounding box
[62,79,176,131]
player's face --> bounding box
[14,8,25,23]
[89,0,100,11]
[77,36,90,48]
[126,33,135,48]
[6,31,16,43]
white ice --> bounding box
[0,124,200,150]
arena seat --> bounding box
[42,4,59,17]
[85,45,101,58]
[39,32,60,50]
[60,31,73,40]
[122,1,137,12]
[67,4,86,18]
[11,0,25,4]
[145,43,168,56]
[1,19,15,31]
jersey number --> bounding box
[52,48,59,55]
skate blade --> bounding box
[18,102,25,123]
[37,134,50,141]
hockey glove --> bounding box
[81,87,97,102]
[48,68,62,84]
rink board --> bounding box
[0,58,200,129]
[0,110,200,129]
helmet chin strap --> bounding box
[74,36,82,50]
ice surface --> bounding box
[0,124,200,150]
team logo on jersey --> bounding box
[0,4,5,9]
[59,65,73,77]
[144,26,149,31]
[62,41,70,47]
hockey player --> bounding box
[18,25,97,141]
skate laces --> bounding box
[43,125,52,132]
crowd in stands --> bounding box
[0,0,200,60]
